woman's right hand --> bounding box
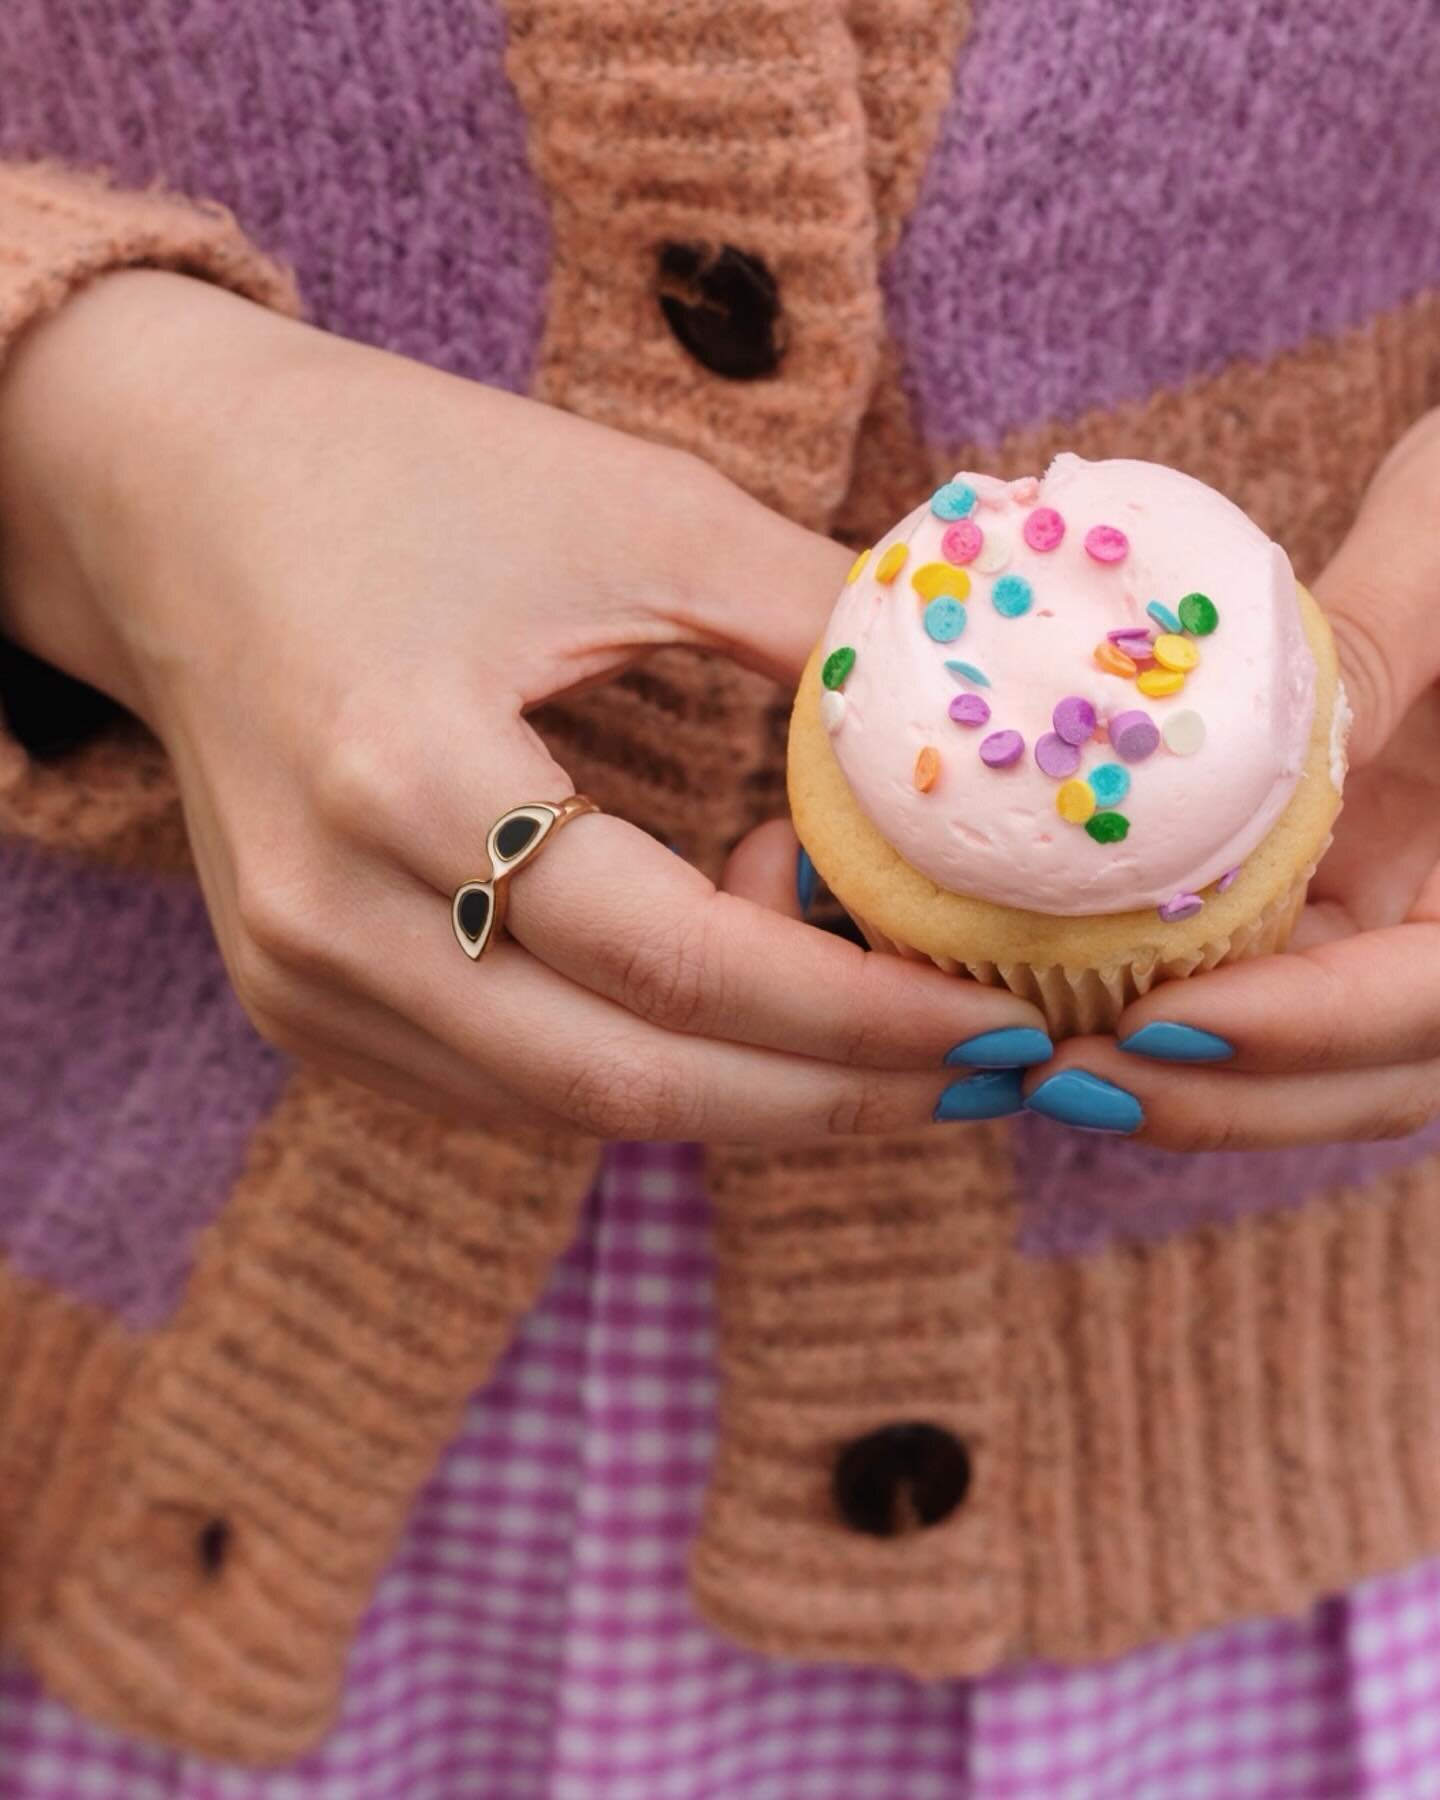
[0,271,1050,1141]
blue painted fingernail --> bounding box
[945,1026,1053,1068]
[934,1068,1026,1122]
[1119,1021,1235,1063]
[796,846,818,917]
[1025,1070,1144,1134]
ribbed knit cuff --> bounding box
[0,161,301,868]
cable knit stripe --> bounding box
[19,1069,601,1763]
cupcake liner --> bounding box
[848,849,1323,1037]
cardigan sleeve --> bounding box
[0,162,302,870]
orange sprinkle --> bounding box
[914,746,940,792]
[1094,642,1138,678]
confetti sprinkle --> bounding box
[979,729,1025,768]
[1085,811,1131,844]
[846,548,870,585]
[1053,695,1097,747]
[876,543,909,584]
[1023,507,1066,552]
[1138,667,1186,698]
[1056,779,1096,824]
[992,573,1033,618]
[1153,633,1200,673]
[1162,709,1206,755]
[1146,599,1182,633]
[949,692,991,727]
[1087,761,1131,807]
[945,660,991,689]
[972,531,1012,574]
[913,561,972,602]
[941,521,983,565]
[1179,592,1219,636]
[1109,710,1160,763]
[1216,865,1241,892]
[1158,892,1204,922]
[931,481,978,520]
[820,691,847,732]
[822,646,856,690]
[1108,628,1156,662]
[914,746,941,791]
[1094,642,1139,678]
[924,597,967,642]
[1035,731,1082,779]
[1084,524,1129,564]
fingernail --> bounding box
[796,846,819,917]
[1119,1020,1235,1063]
[934,1068,1026,1122]
[1025,1070,1144,1134]
[945,1026,1054,1068]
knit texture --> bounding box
[1,0,1439,1762]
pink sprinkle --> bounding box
[1216,866,1241,893]
[941,520,984,566]
[1158,892,1205,923]
[979,728,1025,769]
[1052,694,1097,747]
[1009,475,1040,504]
[1110,709,1160,763]
[949,692,991,727]
[1085,524,1130,565]
[1023,506,1066,552]
[1035,731,1081,779]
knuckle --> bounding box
[233,859,337,980]
[557,1051,698,1140]
[612,913,715,1035]
[826,1076,907,1138]
[313,723,413,843]
[1365,1082,1437,1142]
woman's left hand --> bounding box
[1031,409,1440,1146]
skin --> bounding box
[0,270,1050,1145]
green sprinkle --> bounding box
[1178,592,1219,636]
[822,646,856,690]
[1085,811,1131,845]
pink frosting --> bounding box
[820,455,1318,916]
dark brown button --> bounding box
[832,1421,971,1538]
[657,243,785,380]
[196,1516,232,1576]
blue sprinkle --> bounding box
[1147,599,1182,634]
[1087,761,1131,806]
[931,481,977,521]
[923,597,967,642]
[945,659,991,689]
[992,573,1033,618]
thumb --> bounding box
[1312,410,1440,770]
[661,468,853,686]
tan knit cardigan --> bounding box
[4,2,1440,1764]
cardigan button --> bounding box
[657,242,785,380]
[832,1421,971,1538]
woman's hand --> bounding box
[1027,411,1440,1146]
[0,271,1050,1142]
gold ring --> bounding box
[452,795,599,961]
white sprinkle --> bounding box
[1162,709,1206,756]
[821,690,847,733]
[972,529,1012,574]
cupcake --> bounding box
[789,454,1345,1036]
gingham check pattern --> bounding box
[4,1142,1440,1799]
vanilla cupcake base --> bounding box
[789,584,1342,1036]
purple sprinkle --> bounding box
[1158,892,1205,923]
[1107,627,1150,643]
[949,692,992,727]
[1052,695,1097,747]
[1216,865,1241,893]
[1109,709,1161,763]
[1109,629,1155,659]
[979,729,1025,769]
[1035,731,1082,779]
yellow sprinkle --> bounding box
[876,543,909,584]
[1138,667,1186,698]
[1056,779,1096,824]
[911,561,972,602]
[914,746,940,792]
[846,547,871,585]
[1153,633,1200,673]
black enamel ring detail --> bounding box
[452,795,599,961]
